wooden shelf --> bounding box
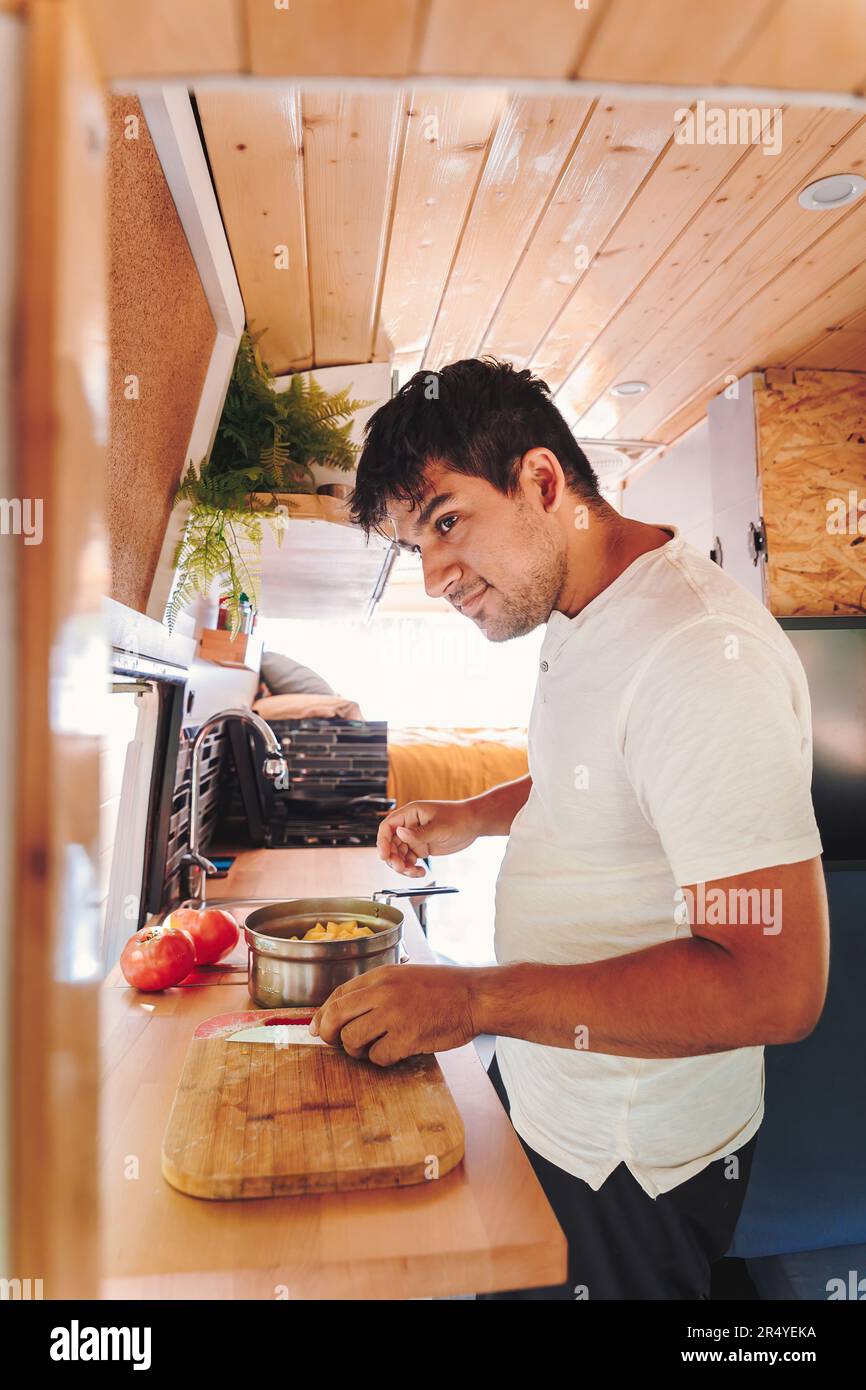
[198,628,263,671]
[251,491,355,528]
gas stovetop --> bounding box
[266,815,382,848]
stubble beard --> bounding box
[477,511,568,642]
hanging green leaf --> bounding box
[166,325,372,631]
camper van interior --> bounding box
[2,0,865,1348]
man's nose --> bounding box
[422,548,461,602]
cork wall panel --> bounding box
[756,370,866,616]
[108,94,216,612]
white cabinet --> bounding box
[707,374,765,605]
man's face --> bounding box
[386,461,568,642]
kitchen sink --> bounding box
[177,897,282,917]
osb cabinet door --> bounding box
[756,370,866,617]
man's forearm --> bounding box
[464,774,532,836]
[470,936,806,1058]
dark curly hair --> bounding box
[348,357,601,538]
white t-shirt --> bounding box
[494,525,823,1197]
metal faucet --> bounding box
[180,707,288,905]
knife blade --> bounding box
[226,1022,329,1047]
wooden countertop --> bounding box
[100,847,566,1299]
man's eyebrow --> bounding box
[389,491,458,550]
[411,491,456,535]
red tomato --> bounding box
[120,924,195,992]
[169,907,204,940]
[168,906,239,966]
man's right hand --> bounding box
[377,799,481,877]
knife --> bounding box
[226,1016,330,1047]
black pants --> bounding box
[479,1053,759,1300]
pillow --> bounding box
[260,650,335,697]
[252,693,364,721]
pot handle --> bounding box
[372,885,458,903]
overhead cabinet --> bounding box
[708,369,866,616]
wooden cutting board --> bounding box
[162,1008,465,1199]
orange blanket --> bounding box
[386,726,528,807]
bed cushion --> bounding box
[253,693,364,721]
[260,650,335,697]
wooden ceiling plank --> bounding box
[643,268,866,447]
[557,106,860,429]
[591,201,866,443]
[79,0,245,79]
[531,118,749,391]
[376,88,506,365]
[578,0,777,85]
[572,117,866,436]
[303,90,406,366]
[756,263,866,370]
[721,0,866,94]
[196,88,312,374]
[245,0,419,77]
[789,302,866,371]
[71,0,866,89]
[417,0,608,79]
[481,98,682,367]
[423,94,593,369]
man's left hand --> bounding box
[310,963,481,1066]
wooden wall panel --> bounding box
[108,95,216,613]
[246,0,419,77]
[424,95,592,368]
[80,0,244,78]
[196,88,311,374]
[14,0,106,1301]
[0,0,22,1285]
[756,370,866,615]
[302,91,405,365]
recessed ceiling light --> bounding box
[610,380,649,397]
[798,174,866,211]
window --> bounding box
[258,613,543,727]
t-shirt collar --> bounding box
[543,523,681,655]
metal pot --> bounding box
[244,885,457,1007]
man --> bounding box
[310,358,829,1300]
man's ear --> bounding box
[521,447,566,514]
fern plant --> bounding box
[167,327,370,634]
